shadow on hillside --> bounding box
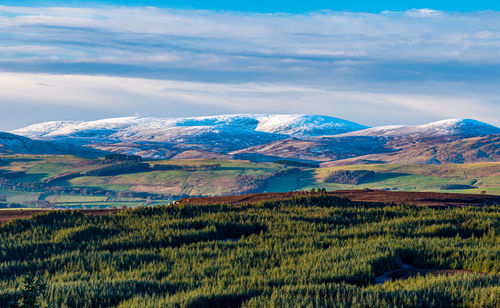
[265,169,316,192]
[360,172,412,184]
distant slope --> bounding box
[0,132,103,156]
[323,135,500,166]
[12,114,367,141]
[1,154,499,205]
[9,115,500,164]
[11,114,367,158]
[231,136,392,162]
[236,119,500,164]
[254,114,368,136]
[338,119,500,139]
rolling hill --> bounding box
[10,115,500,164]
[338,119,500,139]
[11,114,367,159]
[325,135,500,166]
[12,114,366,141]
[234,118,500,164]
[0,131,102,156]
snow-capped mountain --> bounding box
[12,114,367,141]
[338,119,500,139]
[9,115,499,163]
[255,114,367,136]
[10,114,367,157]
[230,118,500,163]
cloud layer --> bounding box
[0,6,499,129]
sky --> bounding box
[0,2,500,130]
[2,1,500,13]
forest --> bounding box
[0,195,499,307]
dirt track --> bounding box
[375,263,479,284]
[177,189,500,207]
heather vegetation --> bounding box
[0,195,499,307]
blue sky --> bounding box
[0,3,499,130]
[2,0,500,13]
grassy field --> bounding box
[0,155,96,180]
[1,155,499,209]
[43,195,109,203]
[69,161,500,196]
[312,162,500,194]
[0,191,40,203]
[68,160,283,196]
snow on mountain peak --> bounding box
[11,114,368,141]
[408,118,500,137]
[10,115,498,161]
[12,120,84,138]
[340,118,500,138]
[6,115,499,160]
[254,114,368,136]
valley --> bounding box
[0,154,499,209]
[1,114,499,209]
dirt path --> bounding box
[375,263,478,284]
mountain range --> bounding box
[5,114,500,164]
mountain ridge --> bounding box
[0,131,103,156]
[8,114,500,164]
[12,114,367,140]
[337,119,500,139]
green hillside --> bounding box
[1,155,499,209]
[0,195,498,307]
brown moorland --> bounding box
[2,190,499,226]
[177,189,500,207]
[0,208,120,226]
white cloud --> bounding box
[1,72,498,129]
[405,9,443,17]
[1,6,500,64]
[0,5,499,129]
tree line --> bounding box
[0,195,498,307]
